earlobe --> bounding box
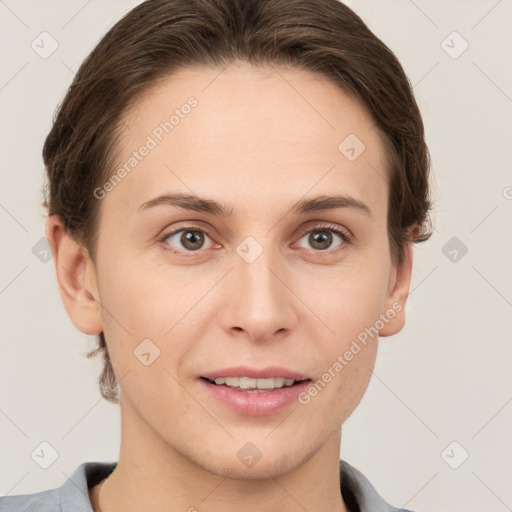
[379,240,415,337]
[45,215,103,335]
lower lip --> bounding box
[199,378,311,416]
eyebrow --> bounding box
[136,193,372,218]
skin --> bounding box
[46,62,415,512]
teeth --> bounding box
[212,376,298,389]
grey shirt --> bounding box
[0,459,414,511]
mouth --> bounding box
[199,375,312,415]
[200,376,311,393]
[198,366,313,415]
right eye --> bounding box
[159,225,218,254]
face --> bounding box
[62,63,412,479]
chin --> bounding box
[194,448,307,481]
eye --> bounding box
[160,225,216,253]
[159,222,351,255]
[294,223,350,253]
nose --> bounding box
[219,240,297,343]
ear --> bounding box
[379,232,416,337]
[45,215,103,335]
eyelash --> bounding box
[158,222,352,257]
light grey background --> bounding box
[1,1,511,510]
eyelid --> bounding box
[294,221,352,242]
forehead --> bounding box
[107,63,389,221]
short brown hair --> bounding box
[42,0,433,403]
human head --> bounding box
[42,0,431,408]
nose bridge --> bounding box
[239,238,281,298]
[238,234,285,304]
[224,234,295,340]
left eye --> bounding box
[295,226,348,252]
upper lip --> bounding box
[201,366,310,381]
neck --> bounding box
[94,393,348,512]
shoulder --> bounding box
[0,488,60,512]
[0,461,117,512]
[339,459,416,512]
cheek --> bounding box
[96,264,200,419]
[99,257,207,334]
[96,260,215,385]
[296,325,378,430]
[299,286,381,426]
[308,263,389,343]
[333,343,377,421]
[300,263,388,402]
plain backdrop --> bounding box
[1,1,511,511]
